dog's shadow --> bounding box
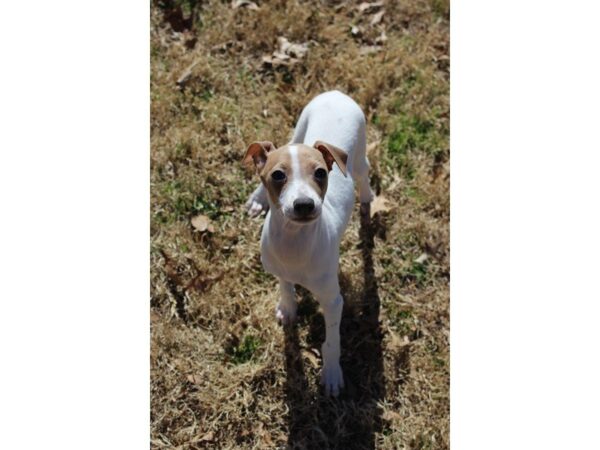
[284,208,385,450]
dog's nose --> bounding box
[293,197,315,217]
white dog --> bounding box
[243,91,374,396]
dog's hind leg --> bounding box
[354,132,375,205]
[245,183,269,217]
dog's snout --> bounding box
[293,197,315,216]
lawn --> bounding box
[151,0,449,448]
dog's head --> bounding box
[243,141,347,223]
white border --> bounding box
[452,1,600,448]
[0,1,149,448]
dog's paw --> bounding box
[275,302,297,325]
[246,199,266,218]
[321,363,344,397]
[245,186,269,218]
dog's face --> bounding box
[243,142,347,223]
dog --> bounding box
[243,90,374,396]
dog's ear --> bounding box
[243,141,276,172]
[313,141,348,177]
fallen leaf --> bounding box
[375,30,388,45]
[414,253,429,264]
[359,45,382,55]
[367,140,380,155]
[185,272,224,293]
[199,431,214,442]
[382,409,402,422]
[302,349,320,368]
[277,36,308,58]
[191,214,214,233]
[370,9,385,25]
[370,195,392,217]
[187,374,203,384]
[415,253,429,264]
[357,1,384,14]
[231,0,259,10]
[262,37,308,68]
[176,59,201,89]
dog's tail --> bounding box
[290,106,309,144]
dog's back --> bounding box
[291,91,373,232]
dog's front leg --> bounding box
[319,293,344,396]
[245,183,269,217]
[275,278,297,325]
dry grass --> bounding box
[151,0,449,448]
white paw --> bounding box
[245,186,269,218]
[275,302,297,325]
[321,363,344,397]
[246,200,265,218]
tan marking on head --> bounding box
[313,141,348,177]
[258,146,293,207]
[294,144,330,200]
[242,141,277,172]
[245,143,332,214]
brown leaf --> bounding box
[262,37,308,68]
[231,0,259,10]
[278,37,308,58]
[187,374,203,384]
[370,195,392,217]
[367,140,380,155]
[357,1,384,14]
[199,431,214,442]
[375,30,388,45]
[302,349,320,368]
[176,59,201,89]
[414,253,429,264]
[185,272,224,293]
[382,409,402,422]
[191,214,213,232]
[359,45,382,56]
[370,9,385,25]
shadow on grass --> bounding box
[284,208,386,450]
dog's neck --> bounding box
[265,202,330,265]
[267,204,323,238]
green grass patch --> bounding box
[387,307,416,336]
[399,260,429,287]
[229,335,261,364]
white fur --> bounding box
[247,91,374,396]
[279,145,324,220]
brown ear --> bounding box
[313,141,348,177]
[242,141,276,172]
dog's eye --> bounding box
[314,168,327,180]
[271,170,286,181]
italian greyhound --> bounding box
[243,91,374,396]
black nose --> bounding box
[293,198,315,217]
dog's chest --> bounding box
[260,221,338,287]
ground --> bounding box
[151,0,449,448]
